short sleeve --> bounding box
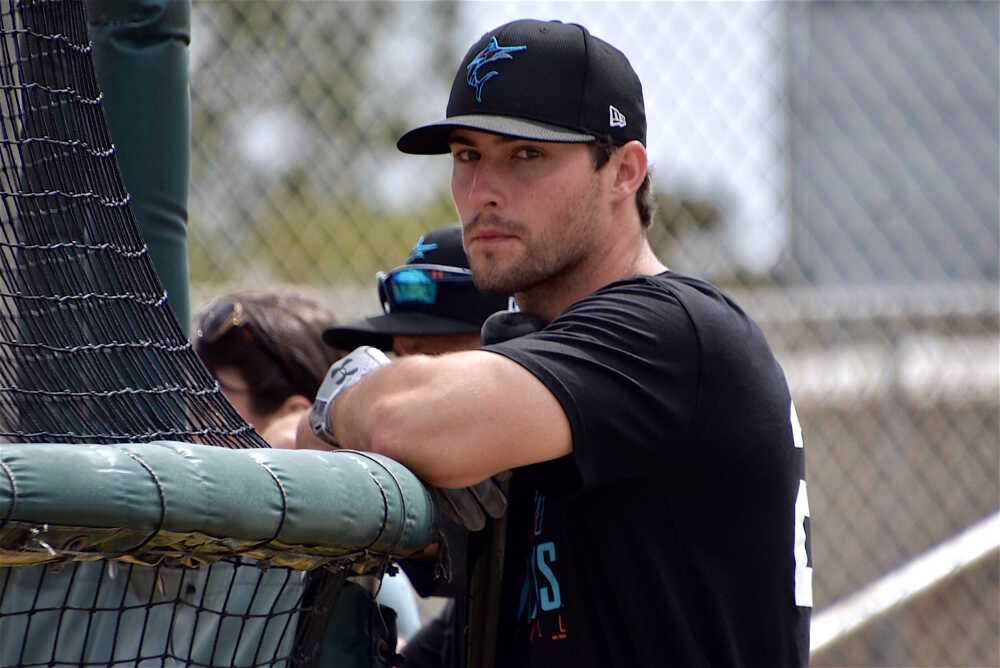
[484,277,700,487]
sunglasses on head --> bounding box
[376,264,474,314]
[195,298,303,388]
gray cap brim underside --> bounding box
[397,114,595,155]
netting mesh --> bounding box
[0,2,362,665]
[0,0,264,448]
[2,560,311,667]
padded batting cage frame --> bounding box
[0,1,438,666]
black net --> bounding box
[0,0,265,448]
[0,559,337,667]
[0,2,360,665]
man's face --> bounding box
[449,130,607,294]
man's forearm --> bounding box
[328,354,462,481]
[329,355,425,449]
[308,350,571,487]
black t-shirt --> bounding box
[487,272,812,668]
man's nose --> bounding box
[467,160,504,210]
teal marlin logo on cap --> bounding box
[466,36,527,103]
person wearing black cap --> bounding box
[299,19,811,668]
[323,224,509,357]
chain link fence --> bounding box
[187,2,999,666]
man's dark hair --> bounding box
[193,289,345,415]
[589,138,655,229]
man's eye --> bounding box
[452,149,479,162]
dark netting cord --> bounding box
[0,2,351,666]
[0,558,346,667]
[0,0,267,448]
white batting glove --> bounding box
[308,346,390,446]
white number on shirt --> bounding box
[791,401,813,608]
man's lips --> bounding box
[467,230,517,244]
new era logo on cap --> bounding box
[396,19,646,155]
[609,105,627,128]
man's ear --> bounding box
[610,140,647,203]
[276,393,312,418]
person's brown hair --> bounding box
[589,137,655,229]
[193,289,345,416]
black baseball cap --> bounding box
[322,225,510,351]
[397,19,646,155]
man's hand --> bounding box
[435,471,510,531]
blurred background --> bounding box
[185,2,998,666]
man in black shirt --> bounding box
[299,18,812,667]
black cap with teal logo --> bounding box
[397,19,646,155]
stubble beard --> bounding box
[468,177,601,296]
[470,239,574,295]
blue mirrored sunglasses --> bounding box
[376,264,474,314]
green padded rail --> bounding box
[0,442,438,569]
